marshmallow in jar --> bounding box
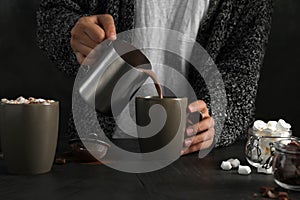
[245,119,292,168]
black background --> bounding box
[0,0,299,148]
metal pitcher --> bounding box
[78,39,151,116]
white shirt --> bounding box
[114,0,210,138]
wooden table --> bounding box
[0,140,299,200]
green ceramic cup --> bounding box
[0,102,59,174]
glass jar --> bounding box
[272,137,300,191]
[245,128,292,168]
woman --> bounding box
[36,0,273,155]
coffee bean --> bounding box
[55,157,66,165]
[278,192,289,200]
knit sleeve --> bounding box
[214,0,274,146]
[36,0,103,77]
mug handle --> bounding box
[186,111,203,125]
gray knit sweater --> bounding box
[36,0,274,147]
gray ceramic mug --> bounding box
[135,96,187,157]
[0,102,59,174]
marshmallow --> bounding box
[257,166,273,175]
[7,100,18,104]
[1,97,55,105]
[221,161,232,170]
[227,158,240,168]
[238,165,251,175]
[16,96,30,104]
[276,119,291,132]
[34,98,46,103]
[1,98,8,103]
[252,119,292,136]
[253,120,267,131]
[16,96,25,101]
[265,121,277,132]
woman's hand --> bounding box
[70,14,116,64]
[182,100,215,155]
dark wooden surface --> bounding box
[0,140,299,200]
